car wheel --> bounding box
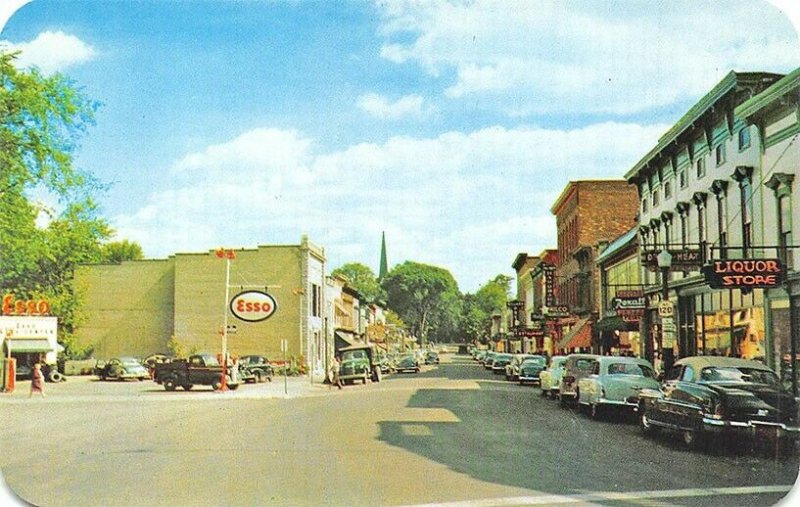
[211,380,222,391]
[639,404,658,433]
[182,384,193,391]
[164,377,178,391]
[682,429,702,449]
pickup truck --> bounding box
[153,354,240,391]
[338,344,382,385]
[237,355,274,383]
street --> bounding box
[1,354,799,507]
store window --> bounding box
[778,194,793,269]
[695,290,765,358]
[716,194,728,259]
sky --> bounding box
[1,0,799,293]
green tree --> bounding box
[0,51,109,358]
[381,261,461,344]
[101,239,144,263]
[460,275,512,343]
[331,262,384,303]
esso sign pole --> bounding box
[216,248,237,392]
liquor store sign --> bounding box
[702,259,784,289]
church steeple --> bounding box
[379,231,388,280]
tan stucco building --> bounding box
[74,235,330,380]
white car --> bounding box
[577,356,660,419]
[539,356,567,398]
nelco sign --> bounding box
[702,259,784,289]
[229,291,277,322]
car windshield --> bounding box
[342,350,367,361]
[521,359,543,367]
[120,357,140,365]
[700,366,779,386]
[607,362,655,378]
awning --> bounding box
[4,338,54,353]
[595,316,637,333]
[558,318,592,349]
[335,331,356,350]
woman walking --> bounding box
[29,363,45,398]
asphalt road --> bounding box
[1,355,798,506]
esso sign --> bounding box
[230,291,277,322]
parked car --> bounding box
[237,355,274,383]
[483,352,498,370]
[143,353,172,375]
[558,353,600,405]
[395,354,420,373]
[638,356,800,449]
[491,353,513,375]
[518,356,548,385]
[96,357,149,381]
[425,351,440,365]
[15,363,32,380]
[153,353,239,391]
[577,356,659,418]
[540,356,568,398]
[505,354,539,381]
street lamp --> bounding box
[657,249,674,373]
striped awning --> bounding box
[558,318,592,349]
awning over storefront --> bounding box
[334,331,356,350]
[595,316,638,333]
[558,318,592,349]
[4,338,54,353]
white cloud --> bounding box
[356,93,430,119]
[4,30,96,74]
[376,0,800,116]
[113,121,666,291]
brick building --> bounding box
[550,180,639,352]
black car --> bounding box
[638,356,800,449]
[395,354,420,373]
[425,351,440,365]
[237,355,274,383]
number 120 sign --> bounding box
[230,291,277,322]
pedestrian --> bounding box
[29,363,45,398]
[330,356,342,390]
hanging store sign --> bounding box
[545,305,570,319]
[611,290,646,311]
[515,328,544,338]
[702,259,784,289]
[543,264,556,307]
[230,290,277,322]
[641,249,703,271]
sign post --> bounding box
[216,248,236,392]
[281,339,288,395]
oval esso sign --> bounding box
[230,291,277,322]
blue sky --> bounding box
[1,0,799,292]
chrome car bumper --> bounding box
[701,417,800,439]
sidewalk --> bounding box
[0,374,330,403]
